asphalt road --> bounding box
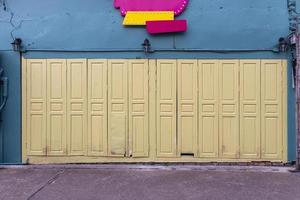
[0,165,299,200]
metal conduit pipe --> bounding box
[288,0,300,171]
[22,48,279,53]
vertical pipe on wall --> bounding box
[288,0,300,170]
[296,33,300,170]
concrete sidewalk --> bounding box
[0,165,299,200]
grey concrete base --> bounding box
[0,165,299,200]
[0,164,294,173]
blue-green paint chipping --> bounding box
[0,0,297,163]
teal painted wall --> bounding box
[0,52,21,163]
[0,0,296,162]
[0,116,2,163]
[0,0,290,50]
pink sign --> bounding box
[146,20,187,34]
[114,0,189,16]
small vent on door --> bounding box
[181,153,194,157]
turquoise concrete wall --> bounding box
[0,0,290,50]
[0,115,2,162]
[0,52,21,163]
[0,0,296,162]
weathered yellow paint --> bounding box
[27,155,291,164]
[22,59,288,164]
[128,60,149,157]
[149,59,157,160]
[123,11,174,25]
[261,60,283,160]
[26,59,47,156]
[22,57,27,162]
[156,60,177,157]
[108,60,128,157]
[67,59,87,156]
[239,60,261,159]
[88,59,108,156]
[219,60,239,159]
[178,60,198,156]
[47,60,67,156]
[282,60,288,163]
[198,60,219,158]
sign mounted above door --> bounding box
[114,0,189,34]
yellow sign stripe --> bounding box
[123,11,174,26]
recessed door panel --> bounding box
[108,60,128,157]
[129,60,149,157]
[67,59,87,156]
[26,59,47,156]
[178,60,198,156]
[47,59,67,156]
[219,60,239,159]
[240,60,261,159]
[261,60,283,160]
[88,60,108,156]
[157,60,177,157]
[198,60,219,158]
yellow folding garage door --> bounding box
[88,59,107,156]
[198,60,219,158]
[22,59,287,164]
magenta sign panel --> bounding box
[114,0,189,16]
[113,0,189,34]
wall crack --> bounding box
[1,0,32,40]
